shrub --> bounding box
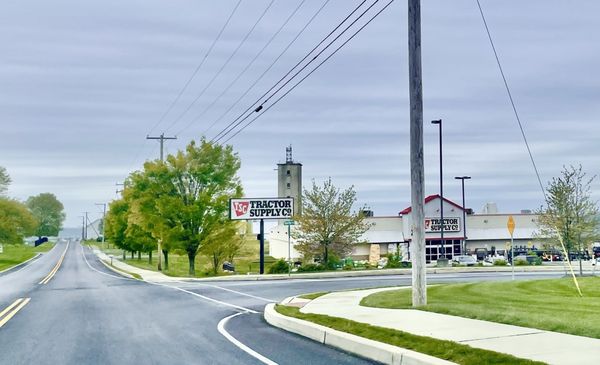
[493,259,507,266]
[515,259,529,266]
[297,263,326,272]
[268,259,289,274]
[385,254,403,268]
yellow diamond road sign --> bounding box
[507,215,515,236]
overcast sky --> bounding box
[2,0,599,228]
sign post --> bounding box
[507,215,515,280]
[284,219,295,276]
[230,198,294,275]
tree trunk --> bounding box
[148,250,152,264]
[138,251,141,260]
[131,251,134,259]
[162,249,169,270]
[324,244,329,265]
[122,250,126,260]
[579,251,583,276]
[188,251,196,276]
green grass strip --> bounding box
[275,305,544,365]
[361,277,600,339]
[0,243,54,271]
[298,292,329,300]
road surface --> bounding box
[0,239,564,364]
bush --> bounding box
[385,254,403,268]
[326,255,342,270]
[268,259,289,274]
[297,263,326,272]
[493,259,507,266]
[533,256,542,265]
[515,259,529,266]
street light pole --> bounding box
[454,176,471,255]
[431,119,444,262]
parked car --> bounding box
[453,255,477,266]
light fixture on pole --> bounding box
[454,176,471,255]
[431,119,445,263]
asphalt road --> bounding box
[0,239,565,365]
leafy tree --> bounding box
[128,139,243,275]
[200,220,239,275]
[0,198,37,244]
[293,178,372,264]
[105,198,131,255]
[106,194,157,263]
[0,166,10,196]
[26,193,66,237]
[536,165,600,275]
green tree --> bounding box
[26,193,66,237]
[0,198,37,244]
[128,139,243,275]
[0,166,10,196]
[536,165,600,275]
[293,178,372,264]
[200,220,239,275]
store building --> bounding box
[268,194,542,263]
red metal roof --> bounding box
[398,194,464,215]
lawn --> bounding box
[0,243,55,271]
[276,305,543,365]
[360,277,600,339]
[92,237,276,277]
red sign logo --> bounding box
[233,201,249,217]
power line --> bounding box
[147,0,243,136]
[173,0,308,137]
[211,0,370,143]
[197,0,331,138]
[475,0,546,201]
[475,0,583,296]
[219,0,395,144]
[162,0,276,134]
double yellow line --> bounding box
[39,242,69,285]
[0,298,30,328]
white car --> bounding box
[453,255,477,266]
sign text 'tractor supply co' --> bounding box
[229,198,294,220]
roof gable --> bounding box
[399,194,464,215]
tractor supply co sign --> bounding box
[425,217,461,233]
[230,198,294,220]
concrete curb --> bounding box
[0,253,42,275]
[97,258,137,280]
[264,303,456,365]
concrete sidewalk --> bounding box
[295,288,600,365]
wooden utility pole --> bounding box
[408,0,427,307]
[146,133,177,271]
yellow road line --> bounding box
[39,242,69,285]
[0,298,30,328]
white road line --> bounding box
[80,243,135,282]
[152,283,259,314]
[218,313,278,365]
[81,243,263,314]
[190,283,276,303]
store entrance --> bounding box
[425,239,461,262]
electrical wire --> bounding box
[219,0,395,144]
[147,0,243,136]
[475,0,582,296]
[475,0,545,200]
[197,0,331,138]
[211,0,370,142]
[162,0,276,134]
[173,0,307,137]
